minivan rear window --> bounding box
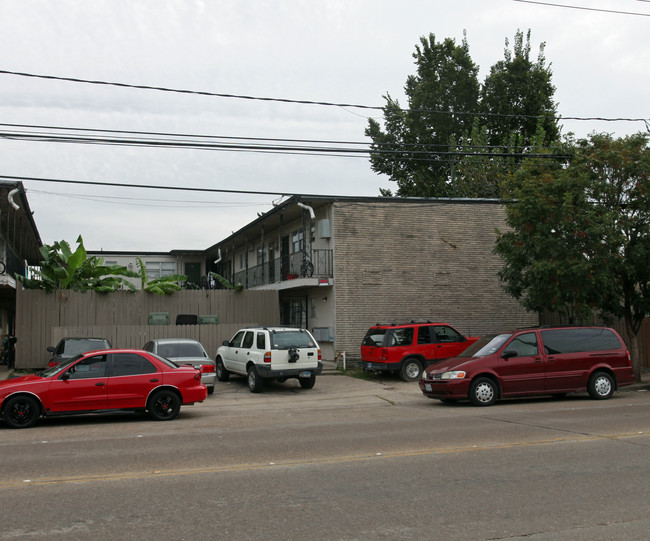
[541,328,622,354]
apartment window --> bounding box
[292,230,304,253]
[292,226,315,253]
[145,261,176,279]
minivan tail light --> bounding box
[264,351,272,363]
[626,350,632,366]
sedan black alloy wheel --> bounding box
[148,390,181,421]
[3,395,40,428]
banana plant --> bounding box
[209,272,243,292]
[136,257,187,296]
[17,235,137,292]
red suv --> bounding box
[361,322,479,381]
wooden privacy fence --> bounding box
[15,288,280,369]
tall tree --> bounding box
[366,30,559,198]
[366,33,480,197]
[480,29,559,149]
[495,133,650,379]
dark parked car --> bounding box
[47,337,112,368]
[419,326,635,406]
[1,348,207,428]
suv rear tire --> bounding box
[400,358,423,382]
[247,365,264,393]
[299,375,316,389]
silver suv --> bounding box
[215,327,322,392]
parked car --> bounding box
[142,338,216,394]
[361,322,479,382]
[47,337,112,368]
[419,326,635,406]
[0,348,207,428]
[215,327,322,392]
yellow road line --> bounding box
[1,431,645,489]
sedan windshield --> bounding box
[458,334,512,357]
[40,354,84,377]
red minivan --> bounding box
[362,322,479,382]
[419,326,635,406]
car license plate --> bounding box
[425,384,432,392]
[299,371,311,377]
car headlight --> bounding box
[441,371,466,380]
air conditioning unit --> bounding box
[312,327,334,342]
[318,219,331,239]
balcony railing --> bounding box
[233,249,333,289]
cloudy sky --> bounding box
[1,0,648,252]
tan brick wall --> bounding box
[331,200,538,358]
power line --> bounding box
[0,69,382,112]
[28,188,269,209]
[0,123,571,159]
[0,174,308,198]
[0,69,646,125]
[513,0,650,16]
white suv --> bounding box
[215,327,322,392]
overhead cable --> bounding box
[513,0,650,16]
[0,69,646,125]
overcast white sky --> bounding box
[0,0,648,252]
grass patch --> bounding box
[340,367,377,381]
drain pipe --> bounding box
[8,188,20,210]
[297,202,315,220]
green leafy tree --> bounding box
[480,29,559,149]
[495,133,650,379]
[366,30,560,198]
[366,32,480,196]
[17,235,137,293]
[136,257,187,296]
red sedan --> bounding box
[0,348,207,428]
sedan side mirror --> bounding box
[222,340,231,347]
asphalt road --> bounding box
[2,374,650,540]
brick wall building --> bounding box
[207,196,538,361]
[330,198,538,359]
